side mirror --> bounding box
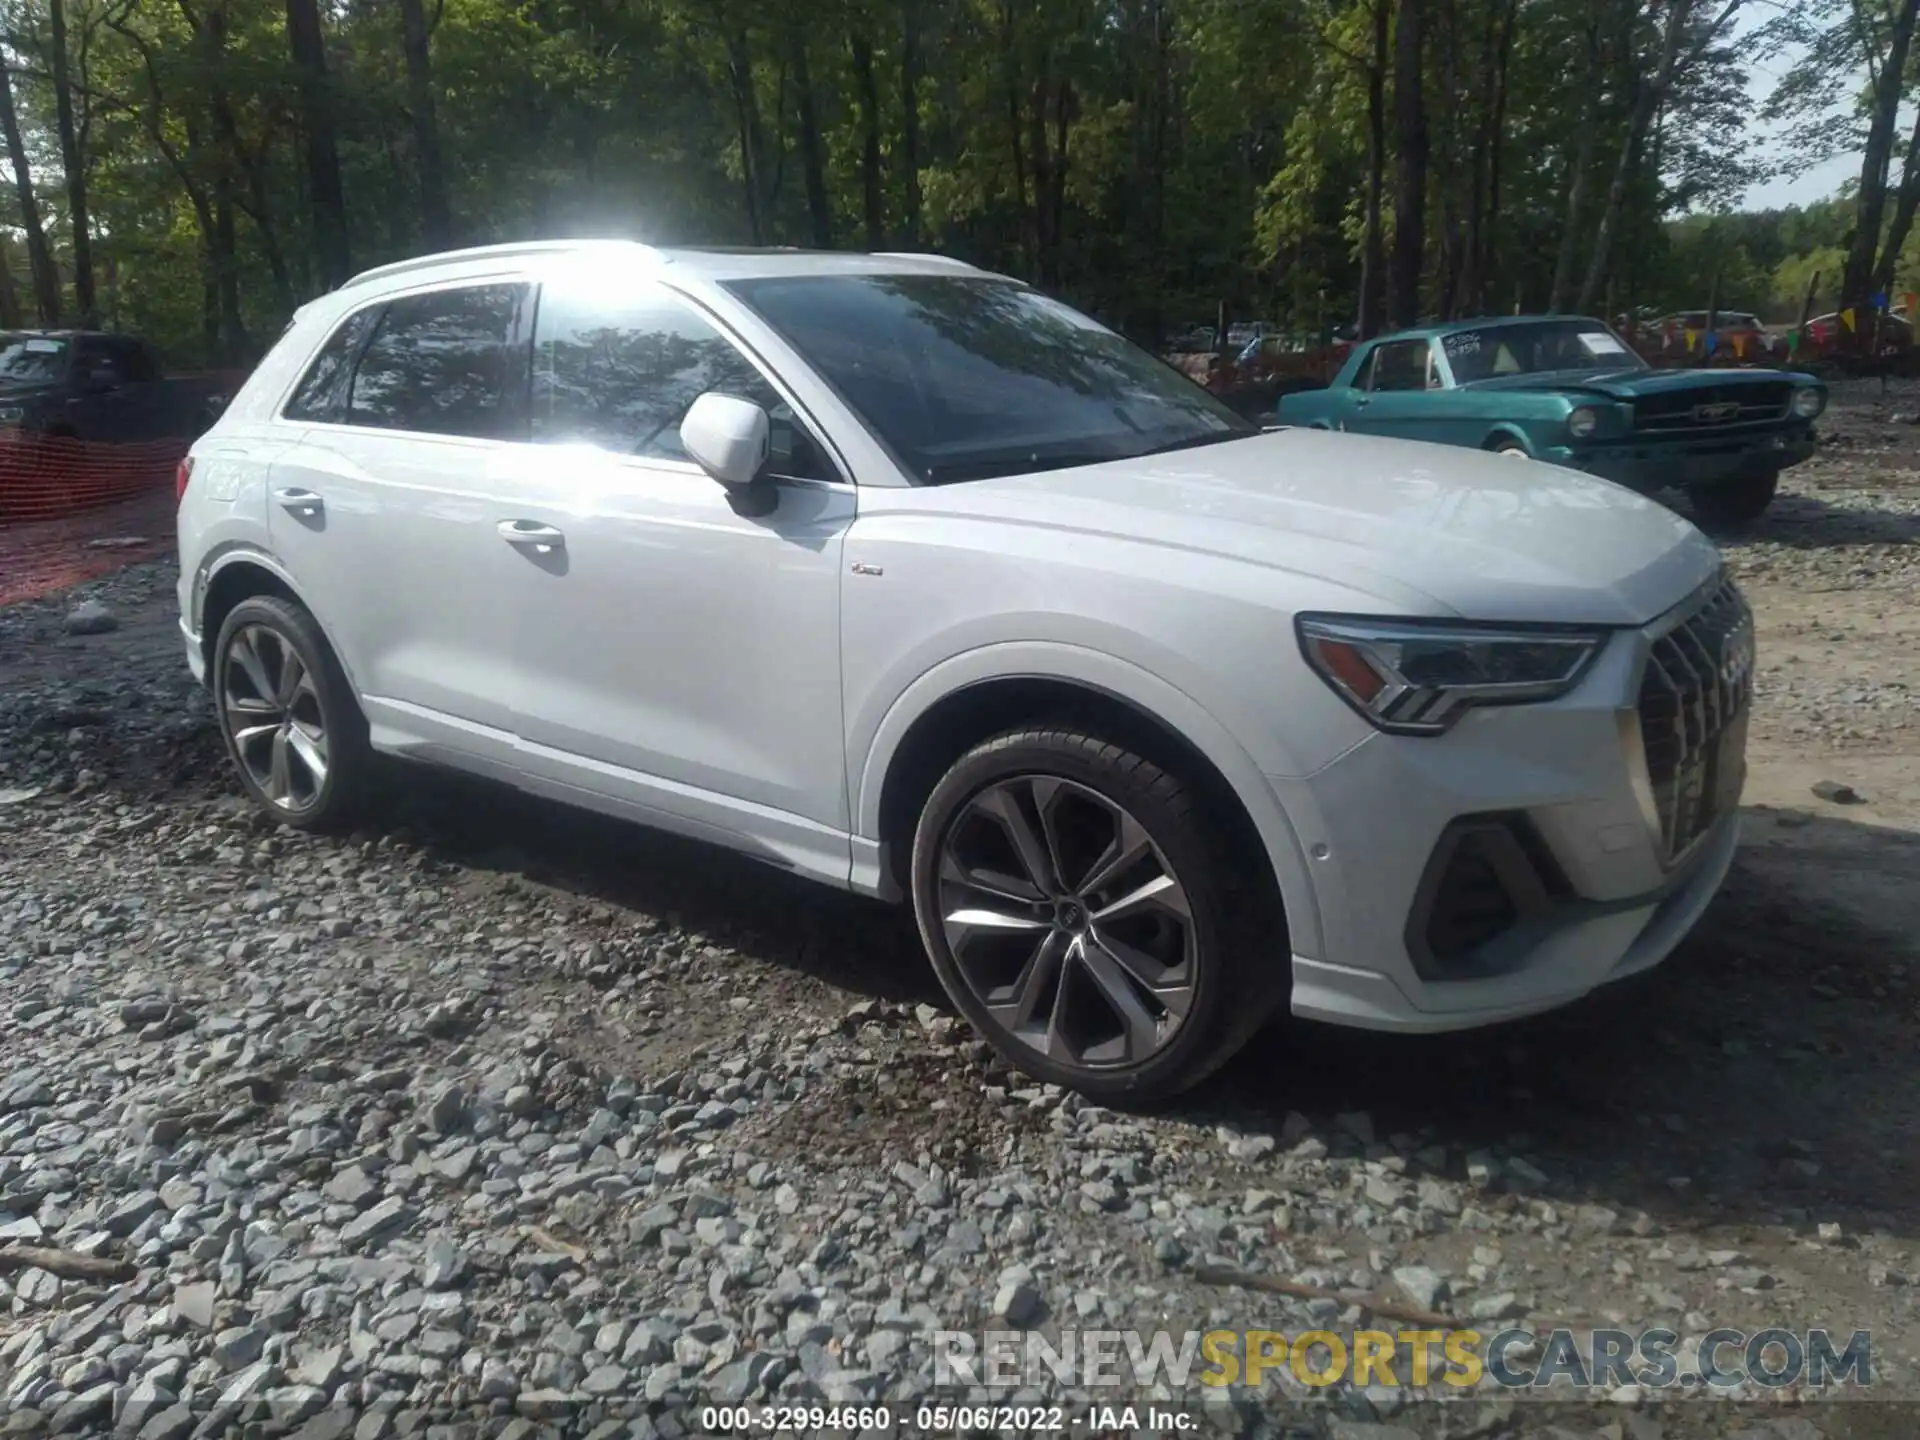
[680,392,771,489]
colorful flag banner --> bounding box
[1904,291,1918,316]
[1787,329,1800,355]
[1871,290,1889,311]
[1703,328,1719,356]
[1733,333,1748,358]
[1685,329,1699,352]
[1840,308,1857,331]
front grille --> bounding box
[1633,383,1792,431]
[1637,577,1754,863]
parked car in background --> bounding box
[0,330,231,446]
[178,242,1751,1100]
[1276,315,1825,526]
[1643,310,1786,362]
[1803,310,1914,357]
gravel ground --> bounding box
[1,383,1917,1440]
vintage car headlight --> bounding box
[1791,388,1825,419]
[1297,616,1607,735]
[1567,406,1600,439]
[0,405,23,427]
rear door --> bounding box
[264,281,531,770]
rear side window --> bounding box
[284,308,379,423]
[346,284,528,439]
[531,281,835,480]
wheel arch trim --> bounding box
[194,546,362,694]
[854,640,1325,958]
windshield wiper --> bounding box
[1136,429,1255,457]
[924,452,1125,483]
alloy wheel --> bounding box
[222,623,329,812]
[936,775,1197,1069]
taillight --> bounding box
[175,455,195,504]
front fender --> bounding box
[851,639,1328,959]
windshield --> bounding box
[0,334,70,384]
[1442,320,1646,383]
[722,274,1256,483]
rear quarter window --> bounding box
[284,308,380,423]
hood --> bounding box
[1460,366,1809,401]
[903,429,1720,626]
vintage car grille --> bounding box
[1632,382,1793,432]
[1636,576,1754,864]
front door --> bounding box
[495,275,855,884]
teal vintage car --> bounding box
[1274,315,1827,527]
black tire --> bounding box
[1688,468,1779,530]
[909,726,1286,1103]
[211,595,372,832]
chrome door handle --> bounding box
[274,487,323,516]
[498,520,565,551]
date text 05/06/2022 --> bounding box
[698,1404,1200,1433]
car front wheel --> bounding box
[212,595,372,831]
[909,726,1284,1103]
[1688,468,1779,530]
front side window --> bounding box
[284,307,380,423]
[722,274,1254,484]
[347,284,527,439]
[531,282,835,481]
[1368,340,1434,392]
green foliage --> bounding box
[0,0,1886,363]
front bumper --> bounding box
[1543,427,1817,490]
[1275,576,1750,1032]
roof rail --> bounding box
[867,251,981,272]
[338,239,657,293]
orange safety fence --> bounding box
[1,437,187,606]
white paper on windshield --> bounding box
[23,339,62,353]
[1578,332,1628,356]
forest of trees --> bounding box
[0,0,1915,367]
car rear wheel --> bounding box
[909,727,1284,1103]
[1688,468,1779,530]
[212,595,372,832]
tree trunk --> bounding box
[1577,0,1738,312]
[900,0,922,245]
[725,29,767,244]
[0,63,61,324]
[1000,2,1032,273]
[1358,0,1388,337]
[0,234,19,328]
[1040,81,1073,290]
[791,32,833,248]
[849,32,884,249]
[398,0,453,249]
[1868,31,1920,300]
[1477,0,1515,308]
[1547,2,1603,312]
[286,0,351,288]
[1387,0,1427,329]
[47,0,96,322]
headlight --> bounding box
[1791,388,1825,419]
[1297,616,1607,735]
[0,406,22,426]
[1567,406,1600,439]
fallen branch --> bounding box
[527,1226,586,1261]
[0,1245,136,1282]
